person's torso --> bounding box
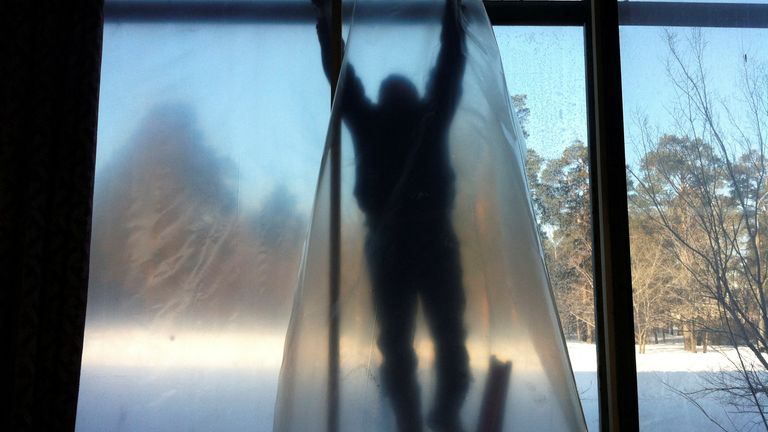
[350,106,456,223]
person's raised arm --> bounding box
[312,0,372,131]
[312,0,339,86]
[425,0,466,125]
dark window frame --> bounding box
[97,1,768,431]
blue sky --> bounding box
[497,24,768,164]
[620,25,768,164]
[96,18,768,213]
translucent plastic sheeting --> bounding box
[76,11,328,432]
[275,1,587,431]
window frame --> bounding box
[98,1,768,431]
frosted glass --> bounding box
[275,1,586,431]
[76,14,328,432]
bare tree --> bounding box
[628,29,768,428]
[628,214,682,353]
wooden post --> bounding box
[476,356,512,432]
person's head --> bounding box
[378,74,419,114]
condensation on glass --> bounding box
[75,3,328,431]
[275,1,586,431]
[494,25,597,432]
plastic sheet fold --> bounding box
[77,15,329,431]
[275,1,586,431]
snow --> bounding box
[75,334,765,431]
[566,340,768,432]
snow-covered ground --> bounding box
[567,340,767,432]
[75,331,765,431]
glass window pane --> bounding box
[495,26,597,432]
[75,10,328,432]
[621,13,768,432]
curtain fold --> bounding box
[1,2,104,431]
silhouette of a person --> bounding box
[313,1,468,431]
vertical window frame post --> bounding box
[328,1,343,432]
[585,0,639,431]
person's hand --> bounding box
[312,0,328,19]
[447,0,465,18]
[445,0,466,26]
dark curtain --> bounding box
[1,1,104,431]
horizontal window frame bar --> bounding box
[620,2,768,29]
[485,1,587,26]
[104,1,316,23]
[104,1,768,29]
[102,1,587,25]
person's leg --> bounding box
[418,223,469,432]
[366,232,422,432]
